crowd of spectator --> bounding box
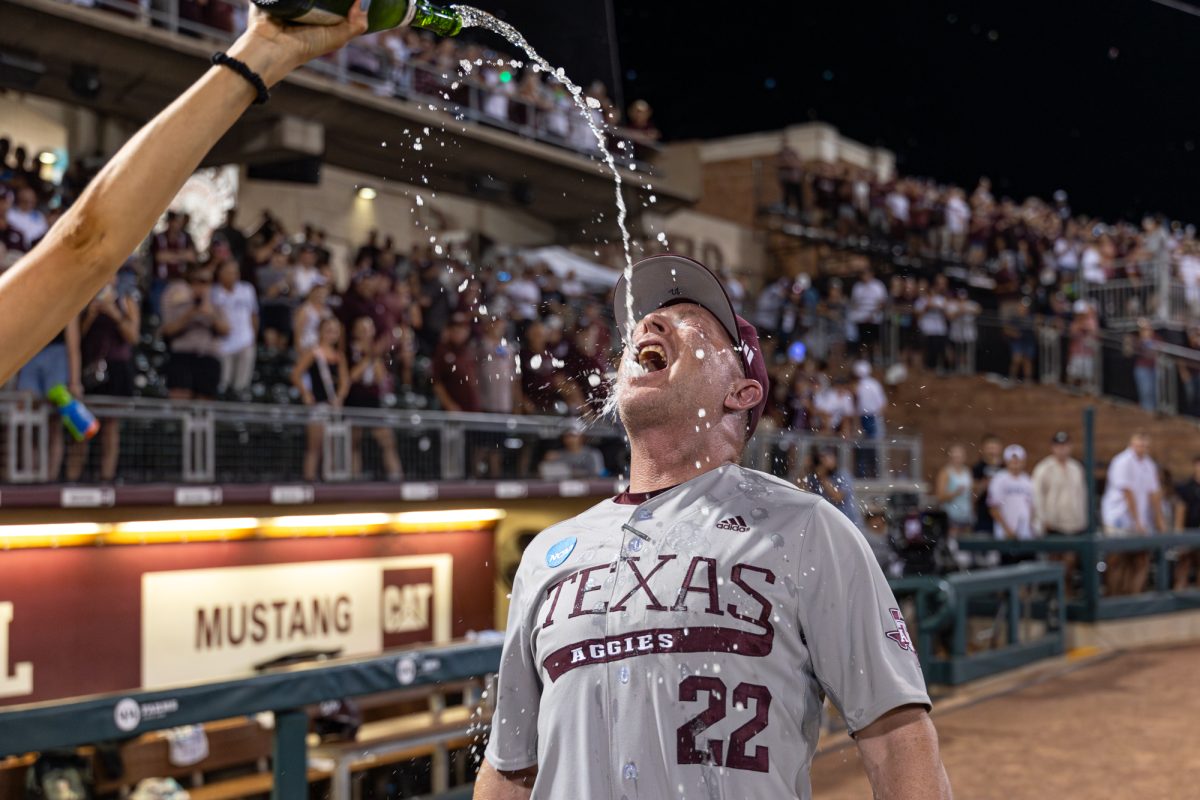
[776,152,1187,294]
[773,148,1200,403]
[85,0,661,161]
[931,429,1198,594]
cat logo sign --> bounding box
[383,583,434,634]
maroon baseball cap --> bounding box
[613,254,770,437]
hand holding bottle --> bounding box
[227,3,369,89]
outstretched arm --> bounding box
[0,5,367,384]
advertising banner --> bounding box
[0,531,493,706]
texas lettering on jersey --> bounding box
[537,555,775,681]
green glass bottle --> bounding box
[253,0,463,36]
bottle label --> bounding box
[293,5,346,24]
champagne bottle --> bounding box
[252,0,463,36]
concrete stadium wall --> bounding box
[237,163,556,274]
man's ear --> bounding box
[724,378,762,414]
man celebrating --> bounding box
[476,255,950,799]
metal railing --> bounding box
[876,312,1197,417]
[956,533,1200,622]
[0,393,925,488]
[65,0,659,170]
[890,562,1066,685]
[0,637,502,798]
[1082,276,1190,330]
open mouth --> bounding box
[636,343,669,374]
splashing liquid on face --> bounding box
[453,5,637,349]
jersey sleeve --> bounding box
[795,500,931,734]
[484,559,543,772]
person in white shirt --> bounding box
[988,445,1038,551]
[849,266,889,358]
[560,269,585,301]
[1080,242,1107,285]
[943,189,970,256]
[6,187,48,247]
[854,360,886,435]
[1032,431,1088,586]
[505,267,542,323]
[854,360,887,479]
[211,259,259,397]
[885,186,910,230]
[812,376,855,435]
[1178,243,1200,314]
[946,289,980,373]
[1101,432,1165,595]
[914,276,951,373]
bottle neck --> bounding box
[410,0,463,36]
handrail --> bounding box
[956,533,1200,622]
[889,563,1066,685]
[0,637,502,755]
[0,391,925,490]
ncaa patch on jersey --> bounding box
[546,536,578,568]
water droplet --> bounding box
[618,666,630,684]
[697,409,706,418]
[416,195,424,206]
[623,762,638,780]
[530,355,543,369]
[695,348,705,360]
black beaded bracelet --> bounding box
[212,52,270,105]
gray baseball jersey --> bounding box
[485,464,929,799]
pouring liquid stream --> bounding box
[452,5,639,356]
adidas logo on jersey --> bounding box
[715,515,750,532]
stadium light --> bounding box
[357,186,378,201]
[37,151,57,165]
[113,517,258,534]
[0,522,104,549]
[107,518,259,543]
[393,508,506,531]
[263,512,393,536]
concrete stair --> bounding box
[888,374,1200,482]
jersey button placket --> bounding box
[612,507,655,792]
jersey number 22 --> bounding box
[676,676,771,772]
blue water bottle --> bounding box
[47,384,100,442]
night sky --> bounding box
[610,0,1200,224]
[482,0,1200,226]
